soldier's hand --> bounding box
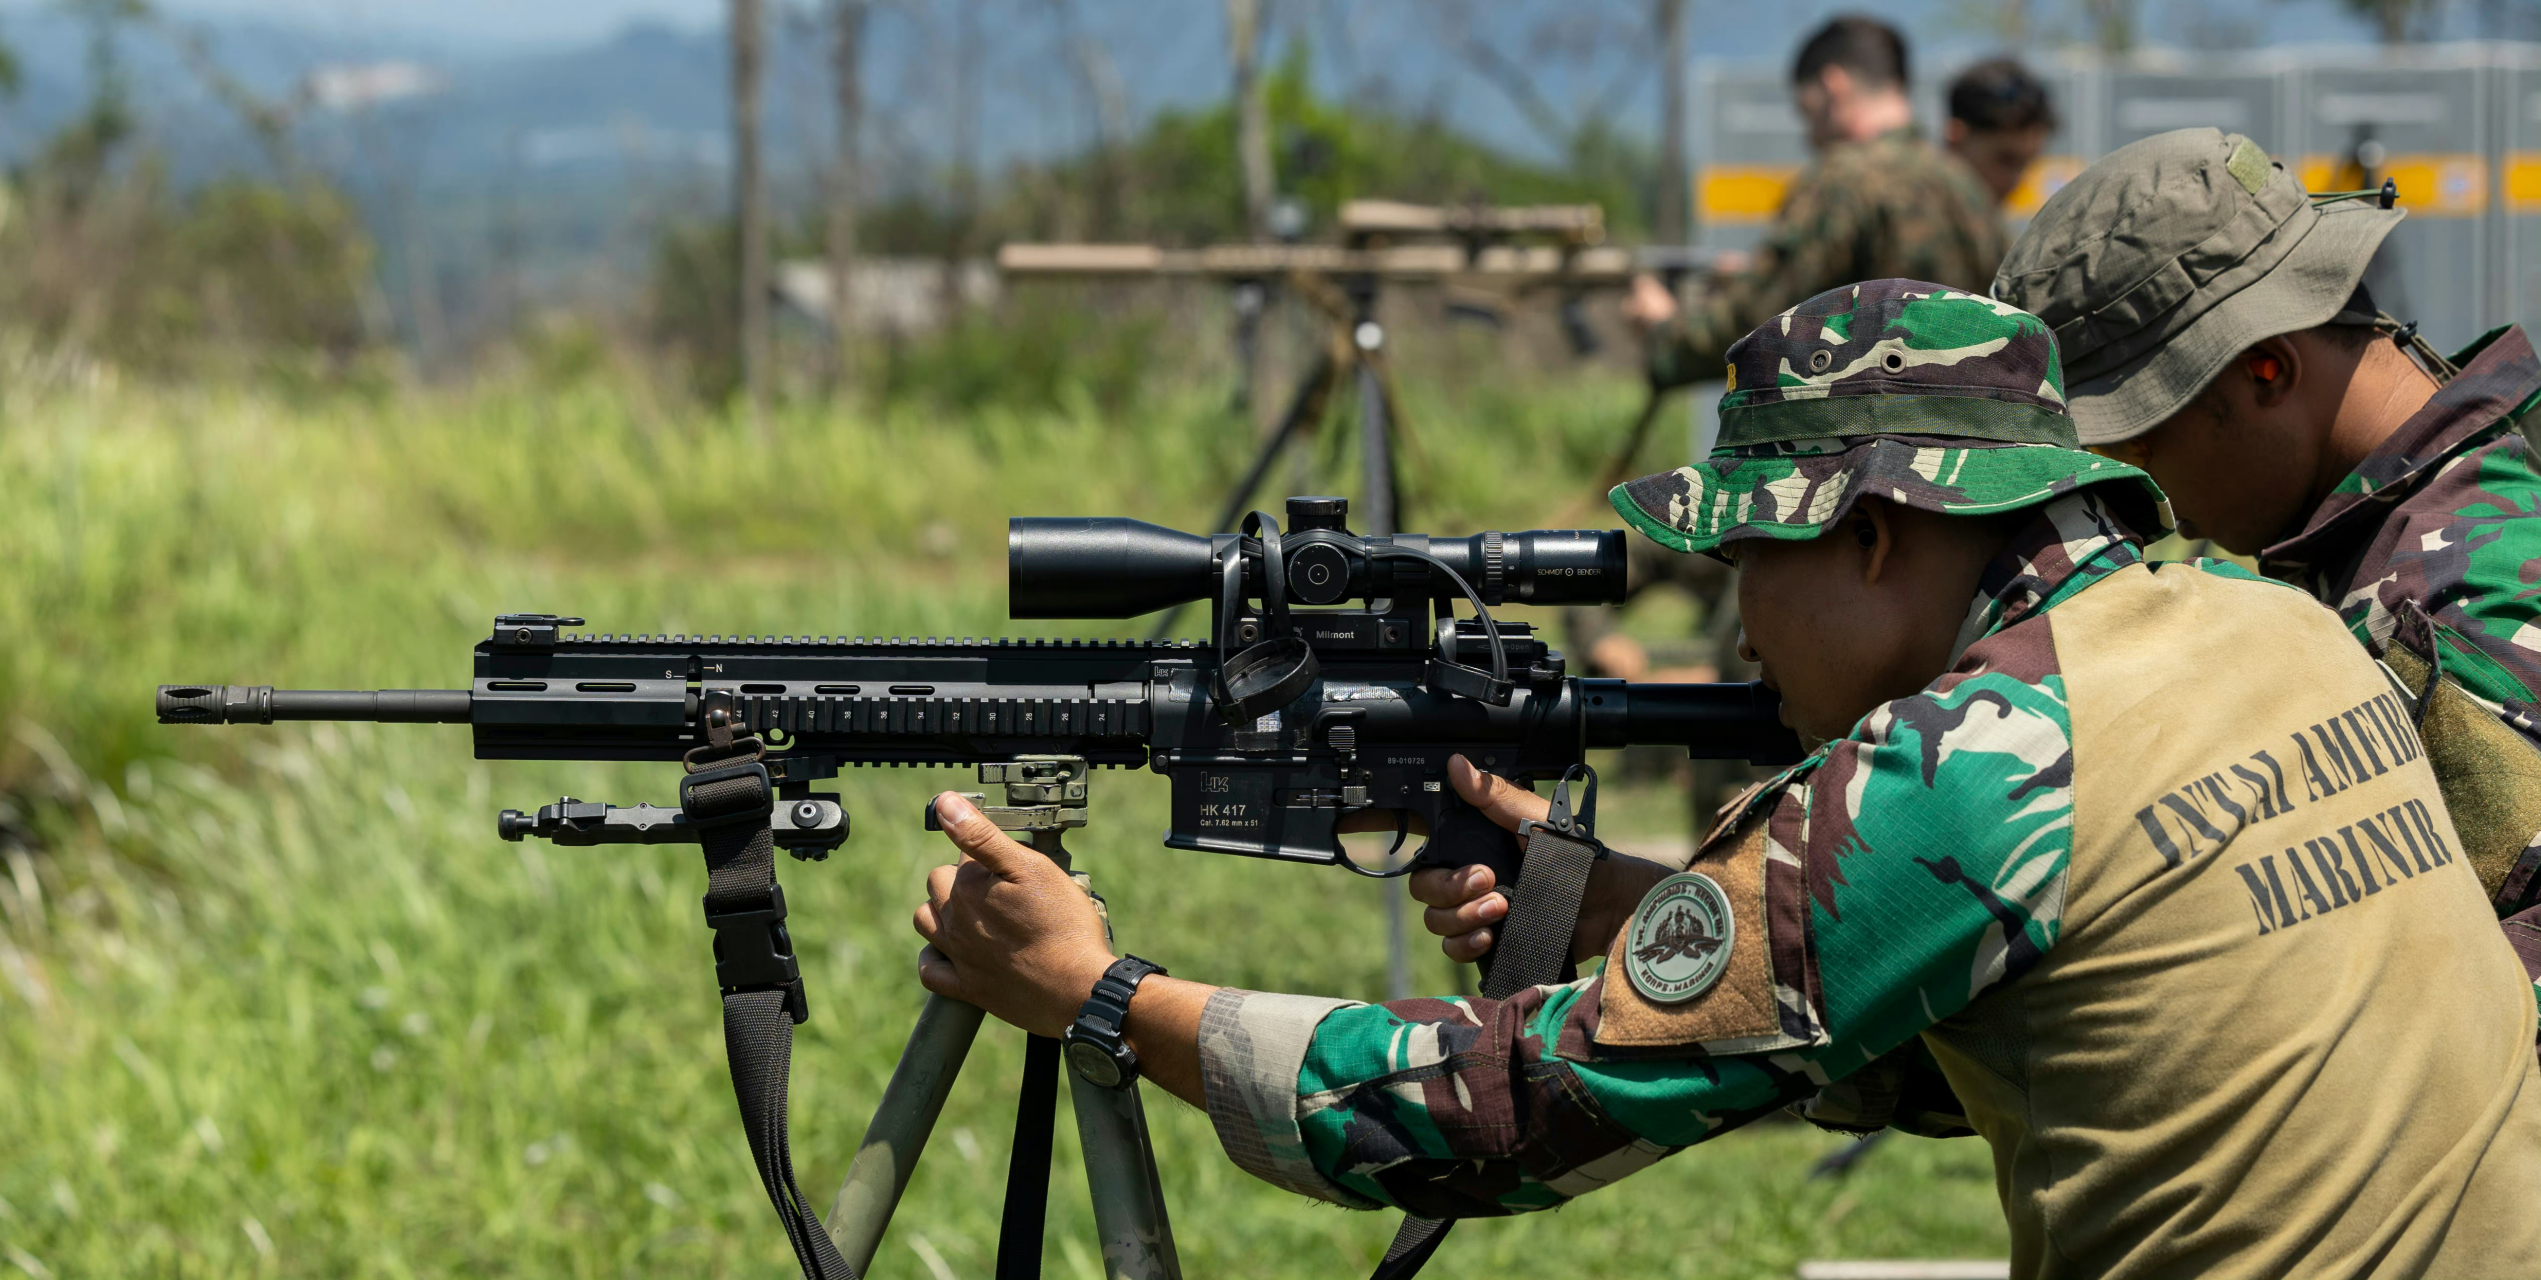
[1589,633,1653,680]
[1409,755,1679,967]
[1407,756,1551,963]
[1622,272,1680,331]
[914,791,1115,1039]
[1411,861,1504,963]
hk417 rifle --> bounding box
[156,495,1801,1280]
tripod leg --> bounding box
[996,1033,1064,1280]
[1809,1127,1893,1180]
[1353,356,1395,538]
[1070,1073,1183,1279]
[1230,279,1266,420]
[1596,389,1670,494]
[827,993,989,1273]
[1217,347,1339,536]
[1350,351,1415,1002]
[1149,349,1339,639]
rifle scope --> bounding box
[1008,496,1627,619]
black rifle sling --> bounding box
[1375,768,1603,1280]
[683,728,852,1280]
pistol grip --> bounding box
[1416,793,1524,888]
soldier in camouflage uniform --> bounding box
[913,281,2541,1278]
[1593,16,2007,807]
[1626,17,2005,390]
[1997,127,2541,960]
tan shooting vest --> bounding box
[1923,562,2541,1279]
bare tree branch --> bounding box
[828,0,867,385]
[1226,0,1275,237]
[731,0,769,414]
[1419,0,1575,154]
[1654,0,1686,242]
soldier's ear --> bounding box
[2243,337,2299,407]
[2089,439,2152,468]
[1852,500,1895,584]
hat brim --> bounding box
[1610,438,2172,557]
[2064,204,2404,445]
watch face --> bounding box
[1066,1037,1124,1089]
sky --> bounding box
[13,0,729,49]
[6,0,2431,57]
[0,0,2457,185]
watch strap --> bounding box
[1079,954,1167,1033]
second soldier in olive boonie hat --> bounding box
[1609,278,2170,557]
[1992,127,2404,445]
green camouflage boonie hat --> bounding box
[1609,279,2170,558]
[1993,127,2404,444]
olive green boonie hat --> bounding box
[1993,127,2404,445]
[1608,279,2170,558]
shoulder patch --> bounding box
[1582,806,1826,1058]
[1624,873,1736,1003]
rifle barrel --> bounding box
[1581,679,1800,762]
[158,685,472,725]
[996,242,1695,284]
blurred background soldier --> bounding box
[1944,56,2058,211]
[1597,19,2044,829]
[1621,14,2006,390]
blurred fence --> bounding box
[1692,42,2541,354]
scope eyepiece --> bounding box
[1007,498,1628,619]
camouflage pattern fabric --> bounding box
[1196,492,2145,1217]
[1613,438,2164,561]
[2261,324,2541,744]
[1712,280,2068,445]
[1612,281,2169,558]
[1650,128,2007,392]
[1796,1038,1975,1138]
[2258,322,2541,979]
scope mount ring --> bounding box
[1215,512,1323,724]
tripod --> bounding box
[826,757,1181,1280]
[1159,273,1426,1002]
[1155,269,1409,640]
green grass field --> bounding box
[0,357,2009,1277]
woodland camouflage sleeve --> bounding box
[1650,163,1871,390]
[1196,650,2080,1217]
[2405,441,2541,726]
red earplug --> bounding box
[2248,353,2284,382]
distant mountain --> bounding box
[0,0,2408,196]
[0,0,2406,340]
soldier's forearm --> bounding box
[1123,975,1215,1109]
[1646,315,1726,391]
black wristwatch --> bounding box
[1063,955,1167,1089]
